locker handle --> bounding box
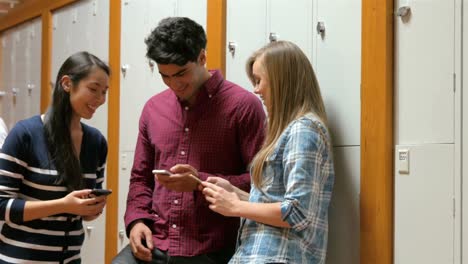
[269,32,278,42]
[396,6,411,17]
[121,64,130,77]
[316,21,325,35]
[119,229,125,240]
[11,88,19,97]
[85,226,94,236]
[148,60,155,72]
[228,41,237,56]
[27,84,35,96]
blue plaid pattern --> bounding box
[230,113,335,264]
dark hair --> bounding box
[44,51,109,191]
[145,17,206,65]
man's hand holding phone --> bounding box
[152,165,202,192]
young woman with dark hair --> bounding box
[0,51,110,263]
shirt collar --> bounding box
[202,69,224,97]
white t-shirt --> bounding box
[0,118,8,149]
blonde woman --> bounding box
[202,41,334,264]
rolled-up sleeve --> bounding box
[280,121,331,231]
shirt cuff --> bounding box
[280,199,311,231]
[125,214,154,237]
[8,198,25,224]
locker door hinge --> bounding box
[453,73,456,93]
[453,197,456,218]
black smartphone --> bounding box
[90,189,112,196]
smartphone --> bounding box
[152,169,172,175]
[152,169,202,184]
[90,189,112,196]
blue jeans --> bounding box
[111,244,233,264]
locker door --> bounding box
[394,144,454,263]
[0,31,14,128]
[7,31,18,128]
[268,0,313,60]
[51,6,74,78]
[226,0,267,91]
[463,1,468,261]
[15,27,27,122]
[145,0,177,104]
[27,19,42,118]
[119,0,164,250]
[117,150,134,251]
[327,146,360,264]
[120,0,176,153]
[395,0,455,144]
[177,0,207,28]
[315,0,361,147]
[0,34,5,118]
[23,21,40,119]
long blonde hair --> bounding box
[247,41,328,188]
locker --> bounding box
[395,0,455,145]
[394,144,454,264]
[1,29,15,128]
[226,0,267,92]
[0,33,4,118]
[226,0,314,93]
[0,19,42,130]
[14,27,27,121]
[23,19,42,120]
[314,0,361,146]
[269,0,313,60]
[463,0,468,260]
[327,146,360,264]
[177,0,207,25]
[117,151,134,251]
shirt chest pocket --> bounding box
[263,149,283,187]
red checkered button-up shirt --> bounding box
[124,70,266,256]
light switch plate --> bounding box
[398,149,409,174]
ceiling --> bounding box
[0,0,26,19]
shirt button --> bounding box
[184,106,189,111]
[154,214,158,217]
[172,224,177,229]
[174,200,179,204]
[181,151,186,155]
[184,128,189,132]
[208,94,212,98]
